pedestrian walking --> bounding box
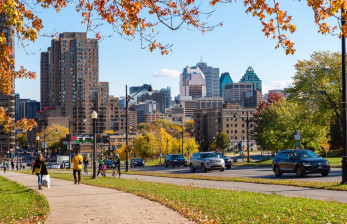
[97,155,106,177]
[11,159,14,171]
[83,156,89,175]
[113,154,121,178]
[72,151,83,184]
[2,161,7,173]
[32,153,48,190]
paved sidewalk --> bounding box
[0,172,194,224]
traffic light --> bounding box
[147,137,150,142]
[186,148,189,154]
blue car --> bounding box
[130,158,145,168]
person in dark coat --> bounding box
[32,154,48,190]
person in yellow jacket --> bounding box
[72,151,83,184]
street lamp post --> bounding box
[341,8,347,184]
[125,84,152,172]
[92,111,98,179]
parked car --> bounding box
[190,152,225,173]
[272,149,330,177]
[130,158,145,168]
[105,160,114,169]
[164,154,187,167]
[51,163,60,169]
[213,152,232,169]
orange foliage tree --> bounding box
[0,0,346,131]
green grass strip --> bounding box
[0,176,49,223]
[126,171,347,191]
[34,172,347,223]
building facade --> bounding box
[240,66,262,93]
[180,66,206,100]
[40,32,103,134]
[219,72,233,101]
[194,106,258,151]
[0,14,15,154]
[195,97,223,109]
[196,62,220,97]
[224,83,253,104]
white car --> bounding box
[52,163,60,169]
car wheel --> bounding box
[184,164,187,167]
[171,162,174,167]
[220,168,224,172]
[201,164,207,173]
[190,164,195,173]
[227,166,231,169]
[165,162,168,168]
[296,166,304,177]
[274,166,282,177]
[321,170,329,176]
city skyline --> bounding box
[14,2,340,101]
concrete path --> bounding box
[119,174,347,203]
[0,172,194,224]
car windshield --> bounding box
[214,153,225,158]
[295,150,319,159]
[171,155,183,159]
[201,153,218,158]
[133,159,142,162]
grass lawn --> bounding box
[0,176,49,223]
[126,171,347,191]
[38,172,347,223]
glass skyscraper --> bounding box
[239,66,262,93]
[219,72,233,101]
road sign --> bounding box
[294,131,301,141]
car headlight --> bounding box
[325,161,330,165]
[302,163,311,166]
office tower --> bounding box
[138,90,166,113]
[137,100,158,124]
[242,91,262,108]
[40,32,99,134]
[197,62,220,97]
[195,97,223,109]
[180,66,206,99]
[160,87,171,108]
[240,66,262,93]
[0,14,15,154]
[224,83,254,104]
[219,72,233,101]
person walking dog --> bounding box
[32,154,48,190]
[72,151,83,184]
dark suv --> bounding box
[165,154,187,167]
[272,149,330,177]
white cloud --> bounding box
[263,80,293,94]
[153,68,180,78]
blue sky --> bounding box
[15,1,340,101]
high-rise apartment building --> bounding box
[0,14,15,154]
[219,72,233,101]
[240,66,262,93]
[197,62,220,97]
[180,66,206,99]
[19,99,40,120]
[40,32,100,134]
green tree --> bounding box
[133,134,152,159]
[255,98,329,152]
[215,131,230,153]
[286,51,342,149]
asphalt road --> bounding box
[131,165,342,183]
